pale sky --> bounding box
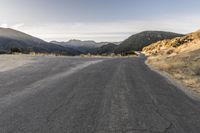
[0,0,200,42]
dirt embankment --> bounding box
[143,30,200,96]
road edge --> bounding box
[145,60,200,102]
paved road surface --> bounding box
[0,56,200,133]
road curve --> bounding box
[0,56,200,133]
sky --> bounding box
[0,0,200,42]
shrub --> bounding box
[166,49,174,55]
[189,62,200,75]
[10,48,21,53]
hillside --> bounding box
[143,30,200,56]
[96,43,117,55]
[0,28,80,55]
[143,30,200,95]
[114,31,183,54]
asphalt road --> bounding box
[0,56,200,133]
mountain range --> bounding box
[0,28,184,56]
[51,40,119,54]
[51,31,184,55]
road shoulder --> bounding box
[145,60,200,102]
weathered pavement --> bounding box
[0,56,200,133]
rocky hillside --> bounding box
[114,31,183,54]
[143,30,200,56]
[0,28,80,55]
[144,29,200,96]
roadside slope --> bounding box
[143,29,200,96]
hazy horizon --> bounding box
[1,0,200,42]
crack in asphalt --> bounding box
[133,67,174,133]
[147,87,174,133]
[98,62,174,133]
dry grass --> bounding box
[29,52,64,57]
[143,30,200,56]
[79,53,137,58]
[148,50,200,95]
[144,30,200,95]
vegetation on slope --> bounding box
[142,33,198,56]
[115,31,183,54]
[144,30,200,95]
[96,43,117,55]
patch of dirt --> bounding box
[0,54,36,72]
